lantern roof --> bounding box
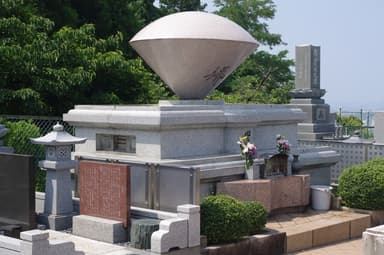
[30,123,87,146]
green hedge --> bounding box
[338,158,384,210]
[201,195,267,244]
[3,120,46,191]
[243,201,268,234]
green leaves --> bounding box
[201,195,267,244]
[336,114,363,127]
[210,1,294,104]
[201,195,249,244]
[0,2,166,115]
[0,0,296,114]
[159,0,207,14]
[338,158,384,210]
[214,0,282,47]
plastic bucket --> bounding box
[310,185,333,210]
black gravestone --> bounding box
[0,153,36,234]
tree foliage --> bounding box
[336,115,363,127]
[339,158,384,210]
[159,0,206,14]
[209,0,294,104]
[0,0,169,116]
[214,0,282,47]
[0,0,295,116]
[37,0,160,55]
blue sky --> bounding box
[203,0,384,112]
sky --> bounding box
[203,0,384,112]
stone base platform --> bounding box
[37,212,74,231]
[72,215,127,244]
[267,209,371,253]
[216,175,310,214]
[201,229,286,255]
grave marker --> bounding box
[79,160,130,227]
[0,153,35,232]
[289,44,335,140]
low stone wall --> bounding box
[0,230,83,255]
[217,175,310,214]
[202,229,286,255]
[342,207,384,226]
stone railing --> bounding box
[0,230,83,255]
[150,204,200,253]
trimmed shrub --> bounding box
[201,195,248,244]
[3,120,46,191]
[201,195,268,244]
[243,201,268,234]
[4,120,44,157]
[338,158,384,210]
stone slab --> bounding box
[73,215,127,244]
[79,161,130,227]
[0,153,35,231]
[203,229,286,255]
[312,221,350,247]
[295,45,320,90]
[216,175,310,213]
[271,175,310,213]
[217,179,272,211]
[37,213,74,231]
[286,231,313,253]
[341,207,384,226]
[374,112,384,144]
[350,215,371,238]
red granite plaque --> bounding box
[79,160,130,227]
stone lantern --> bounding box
[30,123,86,230]
[0,124,13,153]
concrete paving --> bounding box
[266,209,370,253]
[47,230,200,255]
[48,230,149,255]
[291,238,362,255]
[46,209,370,255]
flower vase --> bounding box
[245,164,260,180]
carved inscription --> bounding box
[203,65,230,87]
[79,161,130,227]
[311,46,320,88]
[295,45,320,89]
[316,108,326,121]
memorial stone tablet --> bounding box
[79,160,130,227]
[0,153,35,231]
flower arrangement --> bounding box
[238,130,257,169]
[276,134,290,154]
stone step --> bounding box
[266,210,371,253]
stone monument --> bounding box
[72,160,130,243]
[0,152,35,236]
[129,11,259,99]
[64,12,338,214]
[30,123,87,230]
[0,124,13,153]
[289,45,335,140]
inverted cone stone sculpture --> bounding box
[130,11,259,99]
